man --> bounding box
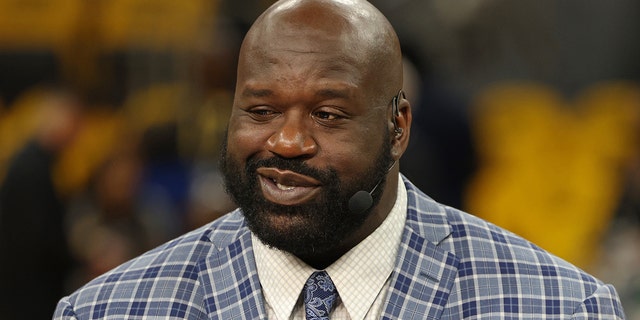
[0,87,83,320]
[54,0,625,319]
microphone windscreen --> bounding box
[348,190,373,215]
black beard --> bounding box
[219,132,394,257]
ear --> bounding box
[391,93,411,160]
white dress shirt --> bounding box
[252,175,407,320]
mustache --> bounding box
[246,157,336,184]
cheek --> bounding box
[315,132,380,173]
[226,119,272,161]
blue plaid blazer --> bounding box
[55,177,625,319]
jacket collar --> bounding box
[197,211,268,319]
[380,176,459,319]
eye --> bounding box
[311,107,348,125]
[313,111,340,121]
[246,107,279,121]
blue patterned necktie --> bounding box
[303,271,339,320]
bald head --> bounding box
[238,0,403,103]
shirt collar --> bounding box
[253,175,407,320]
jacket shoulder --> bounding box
[403,179,624,317]
[55,210,248,319]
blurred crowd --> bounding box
[0,0,639,318]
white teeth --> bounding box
[276,182,295,190]
[268,178,296,190]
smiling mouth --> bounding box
[256,167,322,205]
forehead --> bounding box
[237,53,370,110]
[237,27,370,99]
[243,47,360,81]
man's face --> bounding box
[220,19,396,257]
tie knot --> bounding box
[303,271,339,320]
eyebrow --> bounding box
[241,87,353,100]
[241,87,274,98]
[314,88,352,100]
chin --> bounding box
[244,208,341,256]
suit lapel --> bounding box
[381,178,460,319]
[382,229,459,319]
[196,222,267,320]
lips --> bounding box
[256,167,322,205]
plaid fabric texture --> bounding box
[54,176,625,319]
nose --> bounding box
[266,115,318,159]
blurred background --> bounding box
[0,0,638,318]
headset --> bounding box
[349,89,405,214]
[391,89,405,137]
